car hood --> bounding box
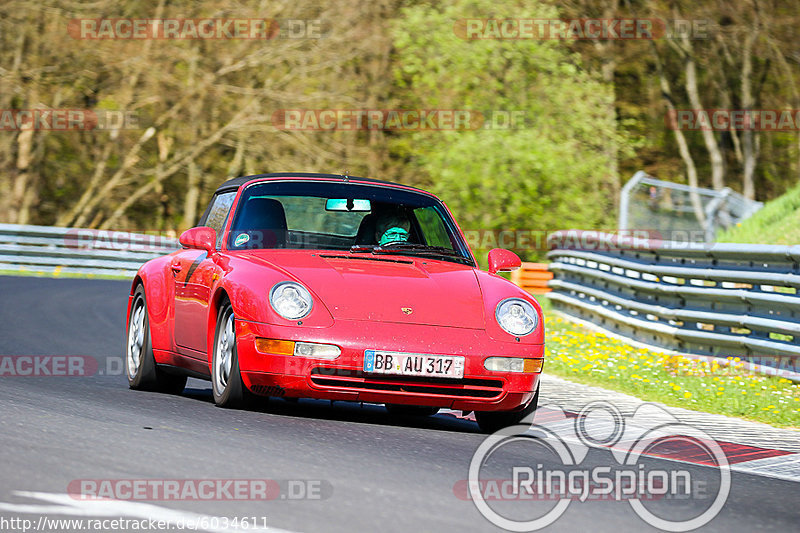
[242,251,485,328]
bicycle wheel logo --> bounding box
[467,401,730,531]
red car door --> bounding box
[172,190,236,356]
[172,250,217,355]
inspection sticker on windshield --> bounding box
[364,350,464,379]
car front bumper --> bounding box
[235,318,542,412]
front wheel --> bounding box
[126,285,187,394]
[211,303,254,408]
[475,388,539,434]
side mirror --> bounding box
[179,226,216,255]
[487,248,521,274]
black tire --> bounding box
[211,302,254,408]
[475,388,539,434]
[126,285,187,394]
[385,404,440,417]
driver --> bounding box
[375,211,411,246]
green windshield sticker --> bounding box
[234,233,250,247]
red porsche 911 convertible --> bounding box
[126,173,544,432]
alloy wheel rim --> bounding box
[214,311,235,393]
[127,302,145,377]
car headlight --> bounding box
[269,281,313,320]
[293,341,341,359]
[495,298,538,336]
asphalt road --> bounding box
[0,275,798,532]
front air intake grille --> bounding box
[250,385,285,397]
[309,368,504,399]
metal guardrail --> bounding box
[546,230,800,375]
[0,223,178,277]
[4,223,797,375]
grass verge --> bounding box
[537,297,800,428]
[0,269,130,280]
[717,180,800,244]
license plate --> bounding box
[364,350,464,379]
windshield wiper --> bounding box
[369,243,472,264]
[373,243,459,255]
[349,243,471,264]
[349,244,376,253]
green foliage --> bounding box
[391,0,625,260]
[2,0,798,243]
[717,181,800,245]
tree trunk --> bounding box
[56,143,114,226]
[99,106,251,230]
[652,42,705,225]
[73,127,157,227]
[598,1,619,209]
[12,128,34,224]
[741,28,758,200]
[182,161,200,231]
[683,51,726,190]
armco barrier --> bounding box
[546,230,800,374]
[0,223,179,277]
[510,262,552,295]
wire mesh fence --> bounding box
[619,171,763,242]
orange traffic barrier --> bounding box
[510,262,552,295]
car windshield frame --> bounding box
[223,179,475,266]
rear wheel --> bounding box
[211,302,254,408]
[475,388,539,434]
[126,286,187,394]
[385,404,440,417]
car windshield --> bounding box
[226,180,473,265]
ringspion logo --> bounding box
[465,401,730,531]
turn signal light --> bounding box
[523,358,544,373]
[255,338,295,356]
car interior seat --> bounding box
[354,213,378,245]
[232,197,288,248]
